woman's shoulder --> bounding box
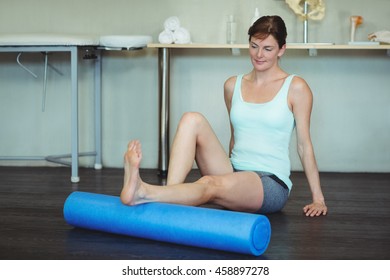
[290,75,309,90]
[288,75,313,106]
[225,76,237,88]
[224,75,238,90]
[224,75,239,103]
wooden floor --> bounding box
[0,166,389,260]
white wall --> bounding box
[0,0,389,172]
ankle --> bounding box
[133,182,153,205]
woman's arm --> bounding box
[289,77,328,217]
[224,77,236,156]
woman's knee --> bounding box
[196,175,227,201]
[179,112,206,130]
[197,175,215,185]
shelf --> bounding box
[148,43,390,57]
[148,43,390,50]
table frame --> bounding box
[0,45,102,183]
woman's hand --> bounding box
[303,201,327,217]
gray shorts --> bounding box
[255,171,289,214]
[234,169,289,214]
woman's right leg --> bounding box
[120,140,264,213]
[167,112,233,185]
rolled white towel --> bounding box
[158,29,174,44]
[164,16,181,32]
[173,27,191,44]
[368,30,390,44]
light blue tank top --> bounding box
[230,74,295,190]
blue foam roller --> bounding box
[63,191,271,256]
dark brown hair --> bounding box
[248,15,287,48]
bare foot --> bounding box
[120,140,147,205]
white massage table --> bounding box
[0,34,152,182]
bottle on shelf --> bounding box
[227,15,237,44]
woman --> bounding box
[120,15,327,217]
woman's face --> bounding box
[249,35,286,72]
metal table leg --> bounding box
[70,46,80,183]
[158,47,170,177]
[94,49,103,170]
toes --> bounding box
[134,140,141,152]
[134,142,142,159]
[124,140,143,164]
[128,140,136,150]
[127,140,141,153]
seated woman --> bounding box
[120,15,327,217]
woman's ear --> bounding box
[278,44,287,58]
